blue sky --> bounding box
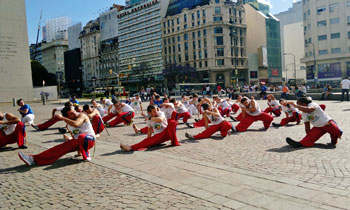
[25,0,298,44]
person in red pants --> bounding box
[120,104,180,151]
[170,98,191,123]
[32,101,73,131]
[233,96,273,132]
[106,100,135,127]
[185,98,234,140]
[0,111,27,149]
[285,97,342,148]
[272,99,301,127]
[263,94,281,117]
[101,98,116,122]
[214,96,232,118]
[83,105,105,137]
[18,106,96,166]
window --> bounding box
[213,16,223,22]
[307,9,310,16]
[184,33,188,40]
[178,44,181,52]
[164,39,166,45]
[203,10,206,17]
[317,6,326,15]
[191,13,195,20]
[178,36,181,42]
[331,33,340,39]
[348,16,350,24]
[330,18,339,24]
[215,36,223,45]
[215,7,221,15]
[204,49,208,58]
[318,35,327,41]
[348,31,350,39]
[319,49,328,55]
[329,3,338,13]
[347,1,350,7]
[216,48,224,57]
[197,21,200,26]
[184,14,187,22]
[163,22,166,28]
[317,20,326,27]
[185,42,188,51]
[197,10,200,19]
[332,48,341,54]
[215,0,220,3]
[203,19,206,24]
[198,31,201,38]
[177,18,179,24]
[172,19,174,26]
[185,52,189,61]
[193,41,196,49]
[193,51,196,60]
[203,29,207,36]
[192,22,195,27]
[198,40,201,48]
[216,59,224,66]
[204,39,207,48]
[214,27,223,34]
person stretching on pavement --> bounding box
[263,94,281,117]
[17,99,35,128]
[18,106,96,166]
[170,98,191,123]
[185,97,234,140]
[120,104,180,151]
[0,111,27,149]
[285,97,342,148]
[272,99,301,127]
[105,100,135,127]
[83,105,105,137]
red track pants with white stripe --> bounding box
[232,104,240,114]
[263,106,281,117]
[109,112,135,127]
[218,107,232,117]
[38,116,61,130]
[194,121,232,139]
[235,113,273,132]
[176,112,191,123]
[33,133,95,165]
[299,121,342,147]
[92,114,105,135]
[131,120,179,151]
[280,112,301,126]
[102,112,118,123]
[0,122,26,147]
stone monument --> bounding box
[0,0,33,102]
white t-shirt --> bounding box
[147,111,168,135]
[282,105,299,116]
[268,100,280,108]
[68,115,96,139]
[240,100,261,116]
[56,106,65,111]
[0,113,17,135]
[103,99,113,109]
[302,103,332,127]
[161,104,175,120]
[175,103,188,114]
[207,110,225,125]
[130,98,142,108]
[121,104,135,113]
[341,79,350,89]
[182,99,190,108]
[218,101,230,110]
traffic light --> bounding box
[109,69,113,74]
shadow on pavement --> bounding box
[145,143,173,151]
[0,147,19,152]
[100,150,134,156]
[0,164,32,174]
[343,109,350,111]
[43,158,83,170]
[42,138,65,144]
[267,143,336,153]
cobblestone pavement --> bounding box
[1,100,350,209]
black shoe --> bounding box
[230,125,237,133]
[230,116,238,122]
[194,118,199,122]
[19,145,28,149]
[31,124,39,130]
[58,127,67,134]
[286,137,302,148]
[185,132,194,140]
[185,123,194,128]
[272,123,281,127]
[327,143,336,148]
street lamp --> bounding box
[285,63,294,85]
[284,53,296,86]
[305,42,317,85]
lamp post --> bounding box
[284,53,296,86]
[305,42,317,85]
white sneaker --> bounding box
[86,157,92,161]
[18,151,34,166]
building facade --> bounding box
[162,0,248,88]
[64,48,82,95]
[79,19,101,88]
[29,43,42,64]
[117,0,170,90]
[275,1,306,84]
[41,40,68,80]
[42,16,71,42]
[243,0,269,15]
[68,23,82,50]
[245,3,282,84]
[301,0,350,86]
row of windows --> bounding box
[120,32,161,48]
[119,9,160,30]
[164,29,208,45]
[304,1,350,19]
[119,16,160,36]
[120,39,160,54]
[318,33,341,41]
[119,24,161,42]
[120,45,161,60]
[119,4,160,23]
[165,39,208,55]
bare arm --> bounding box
[0,113,20,124]
[51,108,58,119]
[203,113,209,129]
[147,127,152,138]
[108,105,112,114]
[86,109,99,119]
[304,122,310,134]
[57,114,87,128]
[284,112,289,118]
[246,100,257,112]
[288,102,315,113]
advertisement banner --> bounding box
[318,62,341,79]
[271,68,279,76]
[306,65,314,80]
[262,47,267,67]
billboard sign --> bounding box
[318,62,341,79]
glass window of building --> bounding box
[329,3,338,13]
[348,31,350,39]
[347,1,350,7]
[213,16,223,22]
[172,19,174,26]
[205,61,208,67]
[197,21,200,26]
[215,36,223,45]
[177,18,180,24]
[205,49,208,58]
[214,27,223,34]
[203,10,206,17]
[184,24,187,29]
[317,20,327,27]
[215,0,220,3]
[317,6,326,15]
[204,39,207,48]
[331,33,340,39]
[185,42,188,50]
[203,19,206,24]
[318,35,327,41]
[348,16,350,24]
[193,41,196,49]
[198,31,201,38]
[319,49,328,55]
[192,32,195,39]
[331,48,341,54]
[173,46,176,53]
[216,48,224,57]
[163,22,166,28]
[197,10,200,19]
[199,61,202,68]
[178,44,181,52]
[167,20,170,27]
[330,18,339,24]
[193,51,196,60]
[184,14,187,22]
[164,39,166,45]
[172,37,175,43]
[215,7,221,15]
[185,52,189,61]
[178,36,181,42]
[177,26,180,31]
[192,22,195,27]
[203,29,207,36]
[198,40,201,48]
[192,13,195,20]
[184,33,188,40]
[216,59,224,66]
[179,54,181,62]
[199,50,202,59]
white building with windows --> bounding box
[42,17,71,42]
[301,0,350,86]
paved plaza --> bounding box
[1,99,350,209]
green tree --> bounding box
[31,60,57,86]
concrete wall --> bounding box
[33,86,58,101]
[0,0,33,102]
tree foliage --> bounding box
[31,60,57,86]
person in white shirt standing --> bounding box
[340,77,350,101]
[285,97,342,148]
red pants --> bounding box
[299,121,342,147]
[140,126,149,134]
[231,104,240,114]
[264,106,281,117]
[131,120,179,151]
[280,112,301,126]
[176,112,191,123]
[38,116,61,130]
[92,114,105,135]
[102,112,118,123]
[236,112,273,132]
[0,122,26,147]
[193,118,211,128]
[194,121,232,139]
[320,104,326,111]
[109,112,135,127]
[170,111,178,121]
[236,113,242,121]
[33,133,95,165]
[219,107,232,117]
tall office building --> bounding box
[117,0,170,88]
[275,1,306,83]
[42,16,71,42]
[162,0,248,87]
[243,0,269,15]
[68,23,82,50]
[301,0,350,86]
[41,40,68,81]
[29,43,42,64]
